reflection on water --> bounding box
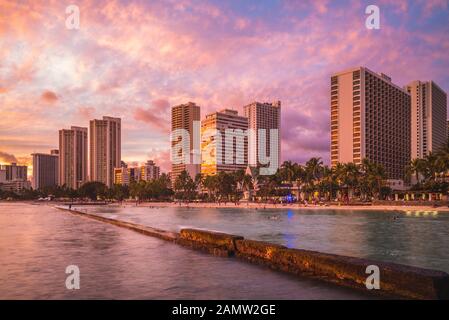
[0,203,369,299]
[84,204,449,273]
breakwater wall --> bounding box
[55,206,449,300]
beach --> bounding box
[2,199,448,212]
[111,201,449,212]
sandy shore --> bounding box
[2,200,447,212]
[114,201,449,212]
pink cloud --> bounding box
[151,99,170,110]
[40,90,58,103]
[76,106,96,120]
[133,100,170,132]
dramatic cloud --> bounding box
[0,0,448,169]
[0,150,18,164]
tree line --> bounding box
[406,141,449,193]
[170,157,390,202]
[0,173,173,201]
[2,140,448,202]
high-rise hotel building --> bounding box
[171,102,201,182]
[330,67,411,180]
[201,109,248,175]
[32,150,59,190]
[243,101,281,171]
[406,80,447,159]
[59,126,88,189]
[89,116,121,188]
[447,120,449,141]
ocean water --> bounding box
[0,203,371,299]
[82,204,449,273]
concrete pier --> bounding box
[177,228,243,257]
[56,206,178,242]
[56,206,449,300]
[234,239,449,300]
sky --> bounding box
[1,0,449,174]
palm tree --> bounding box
[202,175,218,201]
[159,173,171,188]
[305,157,323,181]
[174,170,197,202]
[436,142,449,180]
[194,173,204,198]
[257,174,279,202]
[233,169,245,194]
[319,165,337,201]
[360,159,373,197]
[423,152,440,182]
[407,158,425,184]
[304,157,323,199]
[333,162,345,192]
[280,160,297,183]
[340,162,360,200]
[371,162,386,199]
[215,172,237,202]
[362,159,386,199]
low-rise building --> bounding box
[0,180,31,193]
[0,163,28,181]
[114,165,140,186]
[140,160,160,181]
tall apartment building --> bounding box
[0,163,27,181]
[447,120,449,141]
[406,80,447,159]
[330,67,411,180]
[90,116,121,187]
[171,102,201,182]
[32,151,59,190]
[201,109,248,175]
[59,126,88,189]
[243,101,281,173]
[141,160,160,181]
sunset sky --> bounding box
[1,0,448,174]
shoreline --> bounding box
[113,201,449,212]
[2,200,449,212]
